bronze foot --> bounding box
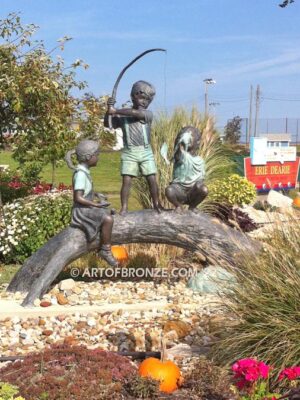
[98,245,118,267]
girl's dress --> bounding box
[70,164,109,242]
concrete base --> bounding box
[0,300,169,319]
[0,297,220,320]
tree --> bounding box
[77,93,116,150]
[0,13,88,185]
[279,0,295,7]
[223,116,242,145]
[7,210,260,307]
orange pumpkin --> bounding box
[138,357,182,393]
[111,245,129,264]
[293,193,300,208]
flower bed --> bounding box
[1,351,300,399]
[0,192,72,263]
[0,166,71,204]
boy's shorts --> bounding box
[121,146,157,177]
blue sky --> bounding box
[1,0,300,127]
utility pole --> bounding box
[254,84,260,137]
[203,78,216,117]
[204,83,208,116]
[247,85,253,144]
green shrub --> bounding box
[0,382,24,400]
[211,219,300,374]
[133,108,234,212]
[0,162,43,204]
[253,200,278,212]
[208,174,256,206]
[0,168,31,204]
[17,161,43,184]
[0,192,72,263]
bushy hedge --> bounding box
[208,174,256,206]
[0,192,72,263]
[0,164,71,204]
[0,168,32,204]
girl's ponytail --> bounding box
[65,149,76,170]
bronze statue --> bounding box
[105,81,163,215]
[165,126,208,213]
[65,140,118,266]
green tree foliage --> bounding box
[0,13,88,184]
[223,116,242,145]
[77,93,115,149]
[279,0,294,7]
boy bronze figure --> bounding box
[105,80,163,215]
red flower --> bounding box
[57,182,71,191]
[258,362,270,379]
[232,358,270,389]
[8,180,24,189]
[279,367,300,381]
[31,182,52,194]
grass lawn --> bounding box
[0,150,141,210]
[0,263,20,287]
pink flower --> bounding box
[235,379,247,390]
[8,180,24,189]
[279,366,300,381]
[258,362,270,379]
[31,181,52,194]
[232,358,270,389]
[245,367,260,382]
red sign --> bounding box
[244,157,300,191]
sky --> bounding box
[1,0,300,129]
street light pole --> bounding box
[203,78,216,116]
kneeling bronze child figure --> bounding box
[165,126,208,213]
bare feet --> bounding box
[119,208,128,216]
[174,206,184,214]
[188,207,199,214]
[154,203,165,214]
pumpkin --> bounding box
[111,245,129,264]
[293,193,300,208]
[138,357,182,393]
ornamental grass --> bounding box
[211,217,300,374]
[133,107,234,212]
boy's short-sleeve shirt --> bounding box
[73,164,92,197]
[114,110,153,147]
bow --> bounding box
[108,48,166,129]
